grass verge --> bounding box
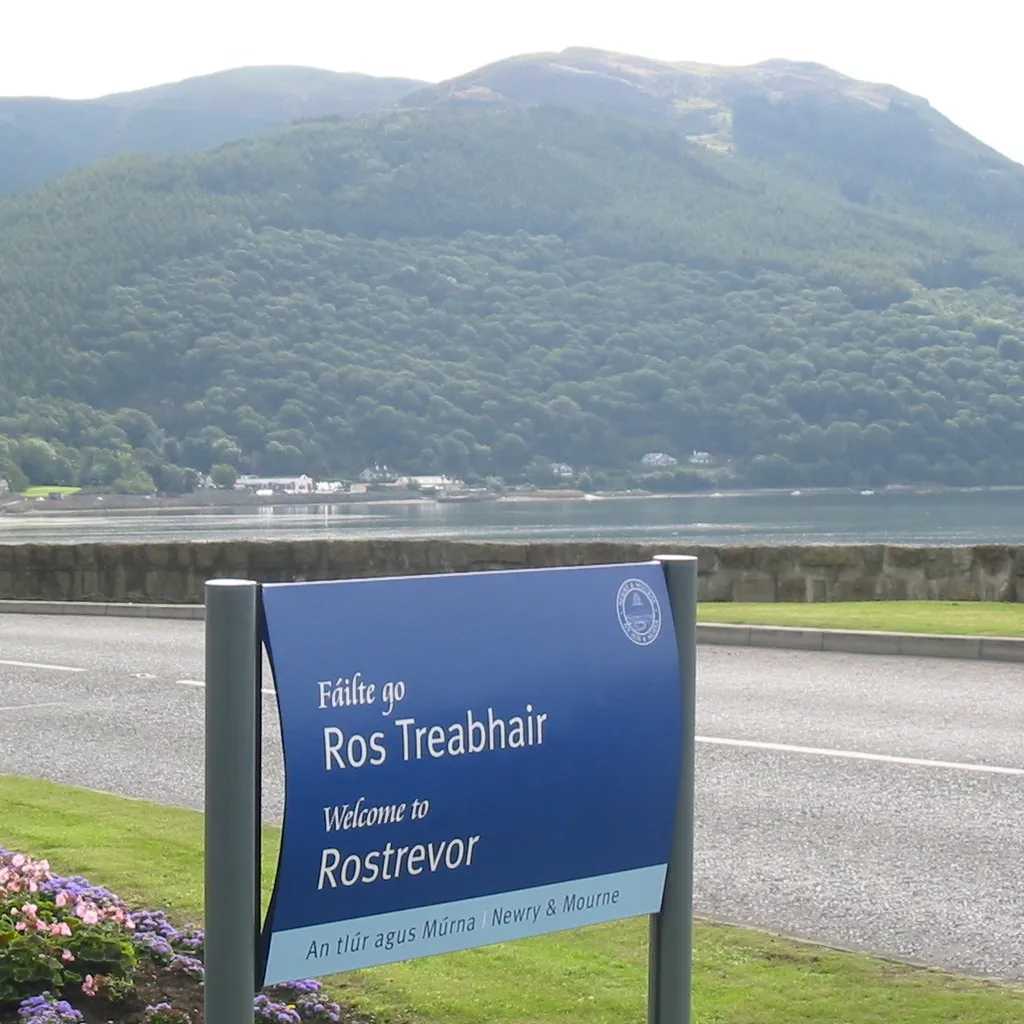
[698,600,1024,637]
[19,485,83,497]
[2,774,1022,1023]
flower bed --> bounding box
[0,848,362,1024]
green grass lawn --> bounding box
[698,601,1024,637]
[2,775,1022,1023]
[19,485,83,497]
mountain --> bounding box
[0,118,77,194]
[401,49,1024,242]
[6,47,1023,244]
[99,65,423,122]
[0,101,1021,495]
[0,97,273,196]
[0,67,425,196]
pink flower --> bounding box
[76,903,100,925]
[21,904,38,917]
[11,854,25,868]
[62,949,76,962]
[82,974,101,997]
[51,922,72,937]
[14,921,26,932]
[55,892,69,908]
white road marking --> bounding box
[0,701,67,712]
[176,679,276,696]
[696,735,1024,776]
[0,659,85,673]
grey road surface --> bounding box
[1,614,1022,981]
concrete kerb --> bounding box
[0,600,1021,662]
[0,600,204,620]
[705,622,1024,662]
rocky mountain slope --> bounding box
[401,48,1024,240]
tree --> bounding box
[210,463,238,489]
[493,433,529,474]
[0,459,28,492]
[113,409,163,452]
[113,468,157,494]
[262,441,304,475]
[745,454,797,487]
[16,438,59,485]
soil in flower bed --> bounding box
[0,967,372,1024]
[0,965,202,1024]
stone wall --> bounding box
[0,541,1020,603]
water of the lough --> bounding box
[0,489,1021,546]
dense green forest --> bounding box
[0,105,1022,493]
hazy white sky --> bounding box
[3,0,1022,163]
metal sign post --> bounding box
[649,554,698,1024]
[204,578,260,1024]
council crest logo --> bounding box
[616,578,662,646]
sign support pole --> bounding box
[205,578,260,1024]
[649,555,697,1024]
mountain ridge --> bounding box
[0,65,425,197]
[2,48,1020,203]
[398,48,1024,240]
[95,64,424,120]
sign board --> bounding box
[257,562,683,985]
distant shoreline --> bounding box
[2,483,1023,519]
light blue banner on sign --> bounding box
[264,865,665,983]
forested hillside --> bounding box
[0,105,1022,493]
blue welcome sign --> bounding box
[258,562,683,985]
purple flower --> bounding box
[268,978,323,996]
[43,875,123,908]
[17,993,85,1023]
[252,994,302,1023]
[133,909,178,937]
[295,994,345,1023]
[136,933,174,957]
[169,953,205,979]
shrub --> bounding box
[0,848,347,1023]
